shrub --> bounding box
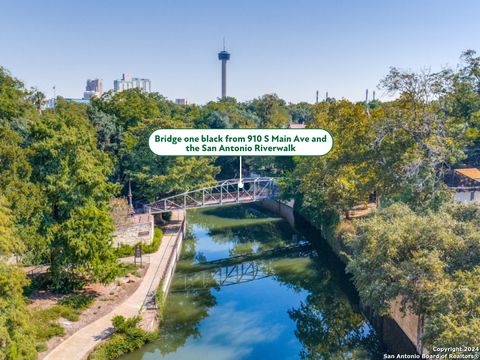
[88,316,156,360]
[60,293,94,311]
[35,343,47,353]
[114,227,163,257]
[114,244,135,257]
[142,228,163,254]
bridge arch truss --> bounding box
[145,177,279,214]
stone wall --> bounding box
[113,214,154,247]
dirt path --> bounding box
[43,211,185,360]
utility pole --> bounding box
[365,89,370,116]
[128,180,135,215]
[238,156,244,189]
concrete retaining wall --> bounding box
[140,211,186,332]
[161,216,186,295]
[259,199,295,227]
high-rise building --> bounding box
[83,79,104,100]
[114,73,151,93]
[175,98,188,105]
[218,44,230,99]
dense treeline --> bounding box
[288,51,480,353]
[0,49,479,357]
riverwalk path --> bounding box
[44,210,185,360]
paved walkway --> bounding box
[44,211,185,360]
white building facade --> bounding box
[114,73,151,93]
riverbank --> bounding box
[259,199,419,356]
[43,210,185,360]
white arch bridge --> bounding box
[145,177,280,214]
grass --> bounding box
[114,227,163,257]
[31,293,94,351]
[155,284,165,322]
[117,263,141,277]
[88,316,157,360]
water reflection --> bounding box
[121,205,383,360]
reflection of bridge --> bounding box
[174,261,273,292]
[172,243,313,292]
[145,177,279,214]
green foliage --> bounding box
[143,228,163,253]
[120,117,219,200]
[162,211,172,222]
[114,244,135,257]
[345,202,480,351]
[0,124,46,263]
[59,293,94,311]
[88,316,156,360]
[287,102,313,124]
[29,100,118,223]
[0,67,35,120]
[116,263,140,278]
[114,227,163,258]
[247,94,290,128]
[0,263,36,360]
[50,201,119,291]
[294,100,380,216]
[0,197,23,255]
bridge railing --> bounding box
[145,177,279,214]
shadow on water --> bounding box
[201,205,276,220]
[121,204,384,360]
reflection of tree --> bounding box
[271,256,383,359]
[191,205,303,255]
[157,235,217,355]
[289,295,381,359]
[157,289,216,355]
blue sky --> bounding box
[1,0,479,104]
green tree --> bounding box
[294,100,380,218]
[29,100,117,223]
[0,67,34,120]
[121,117,219,200]
[247,94,290,128]
[0,263,36,360]
[375,67,464,208]
[28,100,119,288]
[345,202,480,352]
[288,102,313,124]
[0,196,36,359]
[50,200,118,291]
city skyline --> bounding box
[1,0,480,104]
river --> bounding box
[121,204,384,360]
